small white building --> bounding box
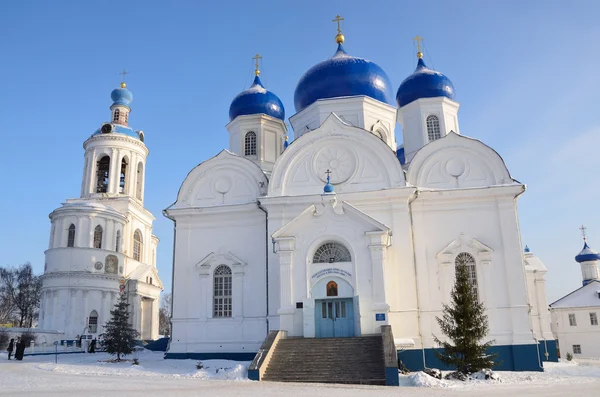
[164,28,556,371]
[39,82,163,341]
[550,238,600,358]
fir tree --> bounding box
[433,262,498,374]
[100,294,139,361]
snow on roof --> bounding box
[524,253,548,272]
[550,280,600,309]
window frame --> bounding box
[426,115,441,141]
[455,252,478,299]
[313,242,352,264]
[93,225,103,249]
[67,224,76,247]
[88,310,98,333]
[213,265,232,318]
[244,131,257,156]
[590,312,598,326]
[573,344,582,354]
[113,108,120,122]
[569,313,577,326]
[133,230,143,262]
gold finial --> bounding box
[413,35,424,59]
[252,54,262,76]
[580,225,588,241]
[119,69,128,88]
[333,15,345,44]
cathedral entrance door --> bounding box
[315,298,354,338]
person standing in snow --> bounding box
[88,338,96,353]
[7,338,14,360]
[14,337,25,361]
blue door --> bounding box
[315,298,354,338]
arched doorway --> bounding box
[312,277,355,338]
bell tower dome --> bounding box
[80,78,148,202]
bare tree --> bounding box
[159,292,172,336]
[0,263,43,327]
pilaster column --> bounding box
[51,289,59,330]
[101,291,109,330]
[75,216,84,248]
[39,290,47,328]
[87,216,93,248]
[231,263,245,319]
[106,220,114,251]
[108,148,119,194]
[367,231,390,312]
[128,153,137,197]
[82,290,89,333]
[69,289,77,337]
[87,149,97,195]
[275,237,295,332]
[54,219,64,248]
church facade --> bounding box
[39,82,163,342]
[164,27,554,371]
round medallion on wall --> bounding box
[94,261,103,270]
[214,176,232,194]
[314,146,356,184]
[445,158,466,178]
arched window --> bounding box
[88,310,98,333]
[115,230,121,252]
[313,242,351,263]
[326,281,338,297]
[133,230,143,261]
[67,224,76,247]
[136,162,144,200]
[426,115,441,141]
[213,265,232,318]
[244,131,257,156]
[95,156,110,193]
[93,225,103,249]
[113,108,120,122]
[375,129,385,141]
[455,252,478,298]
[119,158,128,194]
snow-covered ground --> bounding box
[0,350,600,396]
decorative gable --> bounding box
[437,233,494,266]
[196,246,247,276]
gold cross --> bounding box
[252,54,262,76]
[119,69,128,80]
[332,15,344,34]
[580,225,588,241]
[413,35,424,58]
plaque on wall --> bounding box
[105,255,118,274]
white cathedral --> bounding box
[39,82,163,342]
[163,26,556,371]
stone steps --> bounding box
[262,335,386,385]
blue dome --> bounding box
[575,241,600,263]
[111,86,133,107]
[229,76,285,122]
[396,58,455,107]
[396,145,406,166]
[294,44,394,112]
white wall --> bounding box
[552,307,600,358]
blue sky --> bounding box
[1,1,598,302]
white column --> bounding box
[87,149,97,195]
[69,289,77,337]
[367,231,390,312]
[75,216,84,247]
[39,291,47,329]
[128,153,137,197]
[232,268,244,319]
[275,237,295,332]
[100,291,109,330]
[87,216,93,248]
[82,290,89,333]
[106,220,114,251]
[51,290,59,330]
[54,219,64,248]
[48,223,56,249]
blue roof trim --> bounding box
[294,44,394,112]
[396,58,455,107]
[229,75,285,121]
[575,241,600,263]
[92,124,142,140]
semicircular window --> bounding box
[313,242,351,263]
